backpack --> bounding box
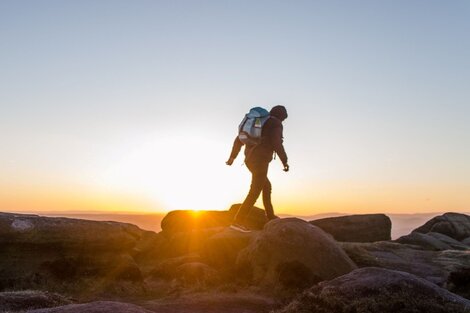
[238,107,270,145]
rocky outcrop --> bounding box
[0,290,72,312]
[30,301,154,313]
[0,212,159,293]
[310,214,391,242]
[413,212,470,241]
[5,210,470,312]
[237,218,357,288]
[276,267,470,313]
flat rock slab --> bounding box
[341,241,470,287]
[0,290,72,312]
[310,213,392,242]
[397,231,469,251]
[141,292,278,313]
[29,301,155,313]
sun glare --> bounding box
[92,131,248,212]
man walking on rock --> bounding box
[226,105,289,232]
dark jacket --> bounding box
[229,108,288,166]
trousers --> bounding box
[233,161,275,223]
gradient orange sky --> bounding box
[1,1,469,215]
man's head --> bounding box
[270,105,288,121]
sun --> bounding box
[93,131,248,212]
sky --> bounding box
[0,0,469,215]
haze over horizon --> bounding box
[1,1,469,215]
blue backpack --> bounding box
[238,107,270,145]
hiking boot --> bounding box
[230,223,251,233]
[267,215,280,221]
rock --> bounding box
[228,204,267,230]
[202,228,255,269]
[396,231,456,250]
[160,205,265,260]
[276,267,470,313]
[160,205,268,236]
[175,262,217,285]
[132,231,171,274]
[164,228,222,257]
[426,232,469,249]
[341,241,447,284]
[141,291,279,313]
[0,212,156,293]
[340,241,470,292]
[29,301,154,313]
[0,212,143,251]
[413,212,470,240]
[149,254,203,280]
[161,210,232,234]
[0,290,72,312]
[462,237,470,245]
[237,218,357,288]
[447,266,470,300]
[310,214,391,242]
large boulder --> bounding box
[160,204,267,236]
[0,212,156,293]
[0,212,144,250]
[228,204,267,230]
[276,267,470,313]
[310,214,391,242]
[160,210,231,234]
[237,218,357,288]
[413,212,470,241]
[202,228,255,270]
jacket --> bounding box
[229,109,288,166]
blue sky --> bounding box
[1,1,469,213]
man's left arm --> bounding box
[272,125,289,171]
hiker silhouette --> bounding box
[226,105,289,232]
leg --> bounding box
[262,177,276,219]
[233,162,269,224]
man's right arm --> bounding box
[226,136,243,165]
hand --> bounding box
[226,158,234,166]
[283,163,289,172]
